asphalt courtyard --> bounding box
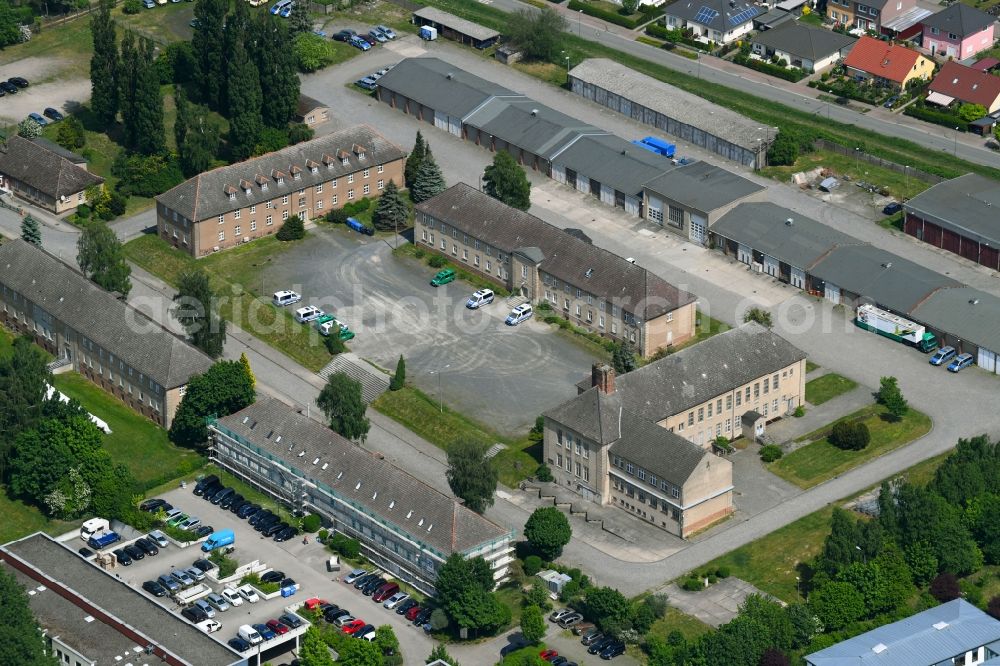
[263,224,599,434]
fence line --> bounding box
[813,139,945,185]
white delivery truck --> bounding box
[238,624,263,646]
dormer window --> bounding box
[311,166,318,174]
[229,192,236,201]
[352,143,367,159]
[277,177,284,185]
[293,172,301,180]
[341,157,349,166]
[262,182,268,191]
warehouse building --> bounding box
[903,173,1000,271]
[567,58,773,169]
[412,7,500,49]
[209,398,514,596]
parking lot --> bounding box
[107,484,436,663]
[264,225,599,434]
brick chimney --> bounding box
[591,363,616,394]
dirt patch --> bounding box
[0,77,91,125]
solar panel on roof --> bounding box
[728,6,760,24]
[694,6,719,23]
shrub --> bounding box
[707,575,717,584]
[318,528,329,541]
[904,102,968,131]
[342,197,371,215]
[716,566,730,578]
[794,405,806,418]
[76,204,91,220]
[293,31,339,73]
[768,132,800,166]
[682,577,703,591]
[988,596,1000,620]
[427,254,446,268]
[301,513,322,532]
[325,209,349,225]
[276,214,305,241]
[323,334,346,356]
[209,550,238,578]
[328,532,361,559]
[760,444,784,462]
[930,573,961,602]
[122,0,140,14]
[560,579,581,602]
[830,421,870,451]
[523,555,543,576]
[734,54,807,82]
[535,463,553,482]
[567,0,647,28]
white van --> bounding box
[505,303,533,326]
[80,518,110,541]
[272,290,302,307]
[238,624,263,645]
[466,289,494,309]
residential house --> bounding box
[842,35,935,88]
[928,61,1000,113]
[295,94,329,126]
[826,0,920,34]
[155,125,405,257]
[921,3,996,59]
[210,398,514,596]
[414,184,698,356]
[543,322,807,536]
[663,0,763,44]
[806,599,1000,666]
[0,134,103,214]
[750,20,858,72]
[0,239,214,428]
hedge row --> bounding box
[903,103,969,132]
[567,0,660,29]
[645,23,707,51]
[733,54,807,82]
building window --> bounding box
[282,210,289,220]
[363,183,370,195]
[267,201,274,209]
[736,391,742,406]
[316,184,323,193]
[218,214,224,224]
[725,417,731,432]
[698,407,704,422]
[688,412,694,426]
[348,189,355,200]
[754,383,760,399]
[316,200,324,210]
[332,194,338,205]
[773,373,780,389]
[557,453,563,468]
[668,206,684,228]
[234,209,241,219]
[298,197,306,209]
[377,164,384,173]
[251,220,257,231]
[218,230,225,241]
[250,205,256,214]
[363,168,370,178]
[348,173,354,184]
[266,215,273,226]
[282,195,289,205]
[377,179,385,190]
[764,378,770,393]
[332,178,338,188]
[235,225,241,236]
[648,207,663,224]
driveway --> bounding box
[662,578,780,627]
[262,225,600,434]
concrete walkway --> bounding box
[662,577,781,627]
[766,385,874,447]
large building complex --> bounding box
[0,239,213,427]
[1,533,244,666]
[209,398,514,596]
[156,125,405,257]
[415,184,698,356]
[543,323,806,536]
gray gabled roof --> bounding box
[552,133,676,196]
[0,239,213,388]
[376,57,522,120]
[2,533,241,666]
[665,0,762,31]
[903,173,1000,245]
[464,97,603,161]
[921,2,996,38]
[644,161,766,214]
[156,125,405,222]
[570,322,807,423]
[416,184,696,319]
[910,286,1000,356]
[811,244,960,313]
[0,134,103,200]
[806,599,1000,666]
[412,6,500,41]
[751,20,857,60]
[710,202,862,270]
[214,397,509,557]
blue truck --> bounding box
[346,217,374,236]
[631,136,676,158]
[87,530,121,550]
[201,528,235,552]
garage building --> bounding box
[567,58,773,169]
[412,7,500,49]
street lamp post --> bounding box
[954,127,959,157]
[430,364,451,413]
[904,165,909,193]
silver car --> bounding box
[185,566,206,582]
[205,592,230,612]
[193,599,216,618]
[171,569,195,587]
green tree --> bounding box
[389,355,405,391]
[293,32,337,73]
[174,85,189,152]
[17,117,40,139]
[20,215,41,246]
[830,420,870,451]
[56,116,86,150]
[506,7,566,62]
[77,220,132,296]
[89,0,119,125]
[743,307,773,328]
[0,336,50,477]
[426,644,460,665]
[768,132,799,166]
[239,352,255,390]
[181,112,221,178]
[450,586,511,635]
[337,639,382,666]
[583,586,631,634]
[253,14,299,128]
[966,494,1000,564]
[8,419,78,503]
[929,435,1000,506]
[0,569,59,666]
[446,435,498,513]
[276,214,306,240]
[876,375,907,421]
[373,625,399,656]
[316,372,370,442]
[298,626,335,666]
[611,342,637,375]
[820,507,862,574]
[372,180,409,232]
[227,37,263,161]
[405,131,426,189]
[958,103,988,122]
[904,540,939,586]
[289,122,313,145]
[520,604,546,644]
[192,0,228,109]
[118,30,139,148]
[174,268,227,358]
[621,0,639,12]
[0,0,21,49]
[168,360,256,446]
[483,150,531,211]
[287,0,311,35]
[410,147,446,203]
[436,553,497,630]
[809,581,865,630]
[133,37,166,155]
[523,506,571,560]
[524,579,551,610]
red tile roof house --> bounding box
[928,60,1000,114]
[842,35,936,89]
[920,3,996,60]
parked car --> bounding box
[228,637,251,652]
[947,353,975,373]
[157,574,180,592]
[274,525,298,542]
[883,95,899,109]
[134,538,158,556]
[326,608,351,624]
[405,604,423,621]
[581,629,604,645]
[280,612,304,629]
[540,649,559,661]
[466,288,494,309]
[372,583,400,603]
[278,0,293,17]
[10,77,29,88]
[375,24,396,39]
[221,587,244,607]
[0,81,17,94]
[334,614,357,627]
[333,29,356,42]
[357,33,377,46]
[600,640,626,659]
[266,619,290,635]
[356,77,377,91]
[589,636,615,655]
[112,548,132,566]
[78,547,95,559]
[179,516,201,531]
[350,35,371,51]
[362,577,385,596]
[148,530,169,548]
[193,599,216,619]
[573,622,597,637]
[193,525,214,538]
[205,592,231,612]
[269,0,290,14]
[353,623,375,639]
[193,474,219,496]
[396,598,419,615]
[211,487,234,505]
[295,305,324,323]
[249,510,275,526]
[261,570,286,584]
[882,201,902,215]
[430,268,455,286]
[229,499,250,514]
[143,0,155,9]
[413,608,432,626]
[558,612,584,628]
[505,303,533,326]
[167,512,189,527]
[342,619,367,635]
[181,606,208,623]
[238,585,260,603]
[185,566,206,582]
[142,580,167,597]
[253,623,277,641]
[27,112,47,126]
[930,346,957,366]
[238,503,261,519]
[171,569,195,587]
[140,498,167,511]
[367,28,387,43]
[272,290,302,307]
[344,569,369,584]
[220,493,242,510]
[383,592,409,609]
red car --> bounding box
[540,650,559,661]
[304,598,328,611]
[266,619,289,635]
[405,605,422,621]
[341,619,367,634]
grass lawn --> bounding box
[52,371,205,489]
[123,234,334,371]
[760,148,932,201]
[805,372,858,405]
[798,10,824,25]
[372,386,540,486]
[806,360,820,373]
[0,488,76,544]
[769,404,932,489]
[626,605,713,659]
[0,13,93,79]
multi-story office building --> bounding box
[156,125,406,257]
[209,398,514,595]
[414,184,698,357]
[0,240,213,428]
[543,323,807,536]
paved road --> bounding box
[486,0,1000,170]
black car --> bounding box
[882,202,902,215]
[134,538,159,556]
[395,599,418,615]
[274,526,297,542]
[280,578,296,588]
[199,482,222,500]
[362,577,384,596]
[220,492,242,510]
[229,499,250,514]
[319,602,338,615]
[264,522,287,538]
[193,525,214,538]
[255,515,281,532]
[589,636,615,655]
[413,607,432,626]
[279,612,304,629]
[228,637,251,652]
[600,640,625,659]
[112,548,132,566]
[353,624,375,639]
[210,487,234,505]
[261,570,285,584]
[124,544,146,561]
[78,547,95,558]
[332,29,356,41]
[43,107,63,121]
[142,580,167,597]
[325,608,350,623]
[180,605,208,623]
[140,498,166,512]
[2,81,20,94]
[8,77,28,88]
[192,558,215,573]
[193,474,219,495]
[238,503,261,519]
[354,573,379,590]
[249,509,273,526]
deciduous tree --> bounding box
[89,0,118,125]
[77,220,132,296]
[169,360,256,446]
[483,150,531,211]
[520,604,545,644]
[372,180,409,232]
[17,118,40,139]
[876,376,908,421]
[373,625,399,657]
[743,307,773,328]
[410,147,445,203]
[808,581,864,630]
[133,36,166,155]
[298,626,334,666]
[426,645,460,665]
[181,112,221,178]
[0,568,59,666]
[583,586,631,634]
[316,372,370,442]
[336,638,382,666]
[56,116,86,150]
[506,7,566,62]
[253,13,299,128]
[446,435,497,513]
[173,268,227,358]
[523,506,571,560]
